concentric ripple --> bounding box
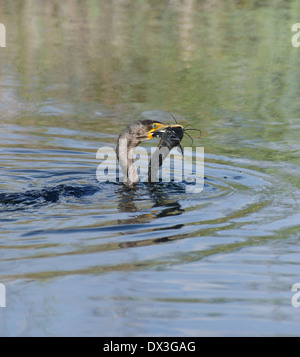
[1,120,300,336]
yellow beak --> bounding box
[148,124,183,140]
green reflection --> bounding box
[1,0,300,172]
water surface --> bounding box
[1,0,300,336]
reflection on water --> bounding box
[1,0,300,336]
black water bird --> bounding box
[116,120,184,186]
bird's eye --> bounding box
[153,124,157,129]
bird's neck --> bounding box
[117,137,171,186]
[117,138,139,186]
